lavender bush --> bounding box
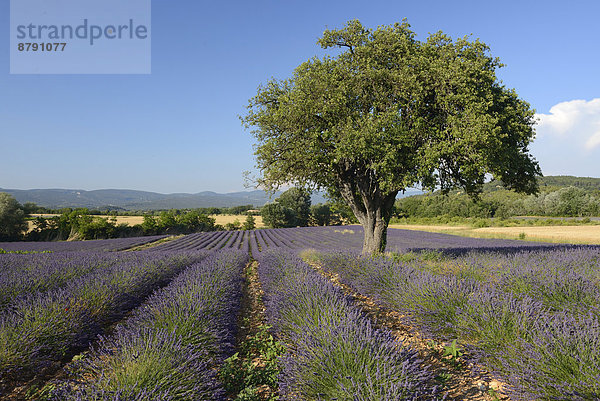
[0,252,134,309]
[505,312,600,400]
[0,250,207,384]
[258,250,438,400]
[53,250,247,400]
[309,247,600,400]
[142,225,554,254]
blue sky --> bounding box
[1,0,599,193]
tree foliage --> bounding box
[243,19,541,253]
[277,187,311,227]
[243,214,256,230]
[0,193,27,241]
[310,204,334,226]
[261,203,295,228]
[28,209,217,240]
[260,187,312,228]
[397,183,600,219]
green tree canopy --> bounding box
[0,193,27,241]
[261,203,295,228]
[310,204,334,226]
[243,19,541,254]
[277,187,312,226]
[243,214,256,230]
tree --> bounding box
[141,215,159,234]
[310,204,333,226]
[277,187,311,226]
[157,211,178,232]
[78,217,118,240]
[243,214,256,230]
[243,20,541,254]
[225,219,242,231]
[22,202,40,215]
[0,193,27,241]
[177,210,216,233]
[261,203,295,228]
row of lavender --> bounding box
[151,230,250,252]
[309,247,600,400]
[51,250,247,400]
[0,250,207,392]
[256,250,440,400]
[0,252,152,309]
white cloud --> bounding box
[586,131,600,150]
[536,98,600,151]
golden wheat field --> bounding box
[28,214,264,230]
[472,225,600,244]
[210,214,264,228]
[390,223,600,245]
[388,224,470,232]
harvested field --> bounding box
[26,215,146,232]
[473,225,600,244]
[389,224,470,232]
[210,214,264,228]
[390,223,600,245]
[28,214,263,229]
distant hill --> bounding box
[483,175,600,193]
[537,176,600,191]
[0,188,330,210]
[3,177,595,211]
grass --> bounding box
[219,323,284,401]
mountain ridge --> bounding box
[13,178,591,210]
[0,187,330,210]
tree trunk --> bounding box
[338,179,397,255]
[361,211,390,255]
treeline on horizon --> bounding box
[395,176,600,220]
[3,176,600,242]
[0,187,355,242]
[2,206,262,242]
[21,204,261,217]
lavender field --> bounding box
[148,225,558,254]
[306,246,600,400]
[0,226,598,400]
[0,235,167,253]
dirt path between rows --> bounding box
[223,260,280,400]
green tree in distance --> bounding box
[0,193,27,241]
[277,187,311,227]
[243,214,256,230]
[310,204,334,226]
[243,19,541,254]
[261,203,295,228]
